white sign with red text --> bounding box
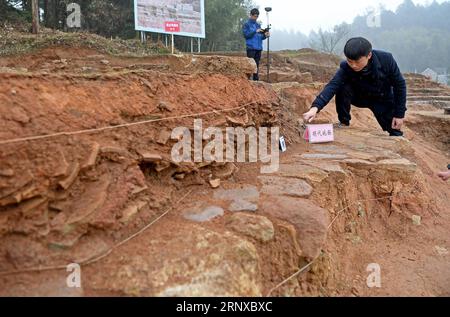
[303,124,334,143]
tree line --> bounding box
[278,0,450,73]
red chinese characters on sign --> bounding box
[303,124,334,144]
[165,21,180,33]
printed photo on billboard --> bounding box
[134,0,205,38]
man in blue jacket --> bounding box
[242,8,270,81]
[303,37,407,136]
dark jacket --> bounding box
[242,19,267,51]
[312,50,407,118]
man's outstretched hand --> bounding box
[302,107,319,123]
[392,117,404,130]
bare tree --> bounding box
[310,23,350,55]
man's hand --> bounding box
[392,117,404,130]
[265,32,270,38]
[302,107,319,123]
[438,171,450,181]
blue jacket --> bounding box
[312,50,407,118]
[242,19,267,51]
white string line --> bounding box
[266,194,396,297]
[0,189,193,276]
[0,102,261,145]
[0,100,265,273]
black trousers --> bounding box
[335,84,403,136]
[247,49,262,81]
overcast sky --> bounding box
[252,0,449,33]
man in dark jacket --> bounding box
[303,37,407,136]
[242,8,270,81]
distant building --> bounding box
[422,67,449,85]
[437,75,448,85]
[422,68,438,81]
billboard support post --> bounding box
[198,38,201,53]
[171,34,175,54]
[140,31,147,44]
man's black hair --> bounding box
[344,37,373,60]
[250,8,260,16]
